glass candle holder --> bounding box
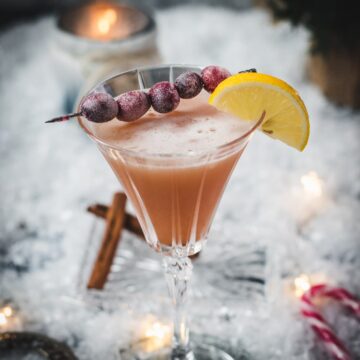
[52,1,160,108]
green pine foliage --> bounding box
[267,0,360,54]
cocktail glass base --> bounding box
[120,334,252,360]
[126,345,232,360]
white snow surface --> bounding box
[0,6,359,360]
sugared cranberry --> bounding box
[149,81,180,113]
[81,92,119,123]
[116,91,150,122]
[175,71,203,99]
[201,65,231,93]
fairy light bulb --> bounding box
[3,306,13,317]
[294,274,311,297]
[0,305,22,331]
[301,171,323,198]
[140,315,172,352]
[0,313,7,326]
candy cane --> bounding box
[300,284,360,360]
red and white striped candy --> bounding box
[301,284,360,360]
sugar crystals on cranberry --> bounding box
[149,81,180,113]
[175,72,203,99]
[116,90,151,122]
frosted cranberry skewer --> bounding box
[46,66,255,124]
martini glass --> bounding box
[78,65,264,360]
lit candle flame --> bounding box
[97,8,118,35]
[301,171,323,197]
[294,274,311,297]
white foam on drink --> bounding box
[90,91,254,155]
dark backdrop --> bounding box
[0,0,252,29]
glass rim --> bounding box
[77,64,265,159]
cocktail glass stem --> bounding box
[163,256,193,359]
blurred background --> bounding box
[1,0,359,108]
[0,1,359,360]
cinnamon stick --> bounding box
[87,193,127,289]
[87,204,108,219]
[87,204,144,238]
[87,200,199,262]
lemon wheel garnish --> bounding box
[209,73,310,151]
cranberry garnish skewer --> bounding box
[46,66,256,124]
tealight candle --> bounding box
[53,2,160,105]
[58,2,151,42]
